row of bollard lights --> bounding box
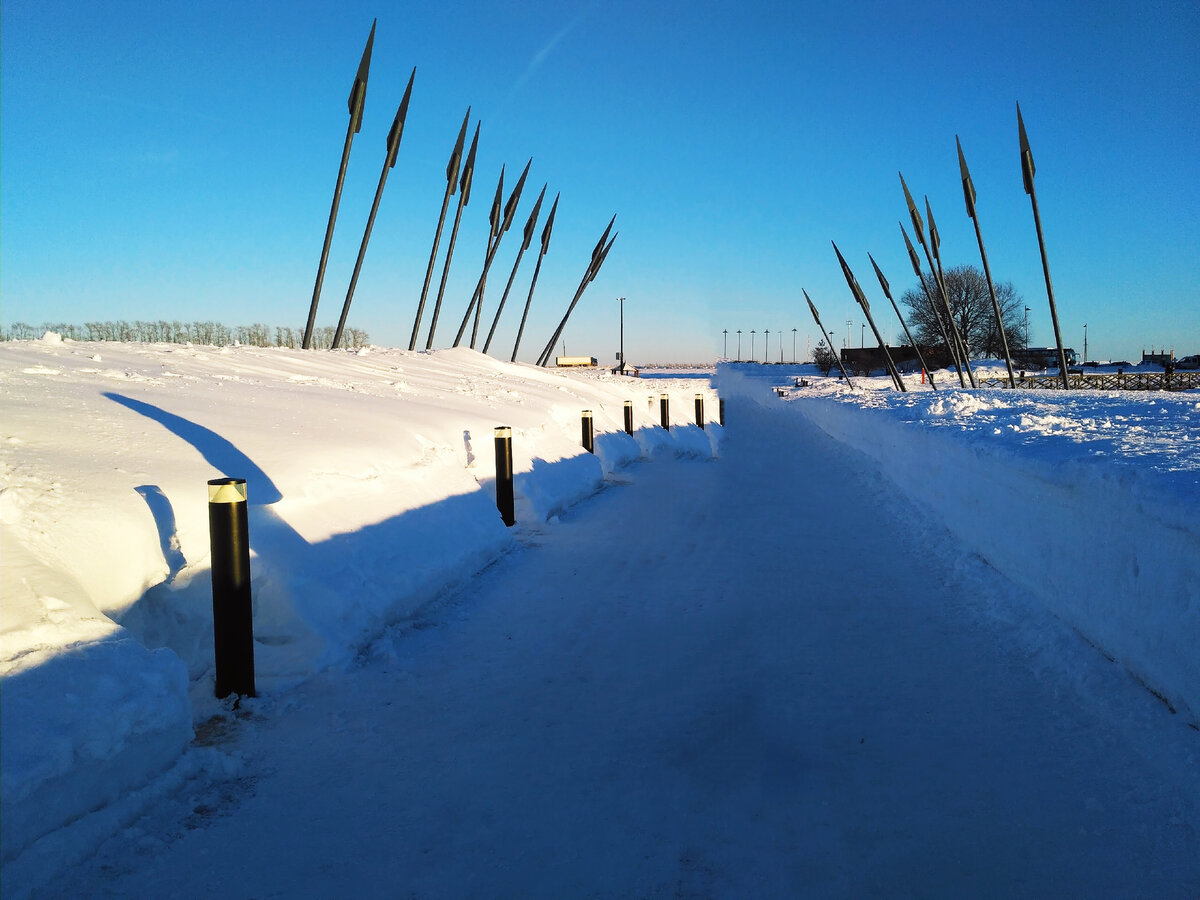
[205,392,724,700]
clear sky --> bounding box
[3,0,1197,364]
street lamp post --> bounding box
[723,328,728,359]
[1024,305,1031,350]
[764,328,770,363]
[1083,323,1088,364]
[861,323,866,348]
[737,329,742,361]
[751,330,756,361]
[792,328,797,363]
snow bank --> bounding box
[0,340,720,868]
[721,365,1199,723]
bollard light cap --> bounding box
[660,393,669,399]
[623,400,633,407]
[494,426,512,438]
[695,393,703,400]
[208,478,247,503]
[582,409,593,417]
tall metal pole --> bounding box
[868,252,937,390]
[792,328,797,363]
[536,215,617,366]
[510,193,557,362]
[332,70,415,350]
[455,166,505,347]
[426,122,480,349]
[1018,102,1070,388]
[803,290,854,387]
[620,297,625,367]
[957,136,1016,387]
[483,183,545,354]
[536,229,618,367]
[925,196,977,387]
[410,107,469,350]
[723,328,728,359]
[458,160,532,348]
[900,174,969,385]
[832,241,905,391]
[303,20,376,350]
[901,221,965,386]
[736,330,741,361]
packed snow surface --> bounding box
[2,342,1197,896]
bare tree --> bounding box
[901,265,1023,359]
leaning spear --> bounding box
[537,231,617,367]
[868,252,937,390]
[900,172,974,385]
[511,192,558,362]
[925,196,977,387]
[425,122,480,349]
[901,221,965,386]
[472,159,531,347]
[802,289,854,387]
[1018,102,1070,388]
[483,184,545,354]
[957,136,1017,387]
[410,107,469,350]
[454,166,505,346]
[303,20,376,350]
[832,241,906,391]
[332,69,416,351]
[537,216,617,366]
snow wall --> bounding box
[718,367,1199,725]
[1,341,720,881]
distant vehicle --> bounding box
[555,356,598,367]
[1012,347,1078,369]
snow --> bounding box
[1,341,1197,895]
[1,338,718,879]
[725,362,1198,723]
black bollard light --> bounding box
[207,478,256,699]
[623,400,634,435]
[494,426,515,526]
[695,393,705,429]
[581,410,594,453]
[660,393,670,430]
[719,397,725,426]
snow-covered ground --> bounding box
[2,341,1197,895]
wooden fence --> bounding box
[975,371,1200,391]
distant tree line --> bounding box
[0,321,369,349]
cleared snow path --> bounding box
[46,402,1200,898]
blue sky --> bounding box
[3,0,1197,363]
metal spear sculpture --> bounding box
[483,184,545,354]
[901,221,964,386]
[900,173,974,386]
[473,160,531,347]
[410,107,469,350]
[536,216,617,366]
[924,196,977,387]
[303,20,376,350]
[832,242,905,391]
[957,136,1017,387]
[1018,102,1070,388]
[455,160,532,347]
[803,289,854,387]
[868,252,937,390]
[511,192,558,362]
[425,122,479,349]
[332,69,415,351]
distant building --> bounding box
[555,356,598,367]
[839,345,923,373]
[611,361,640,377]
[1142,349,1174,366]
